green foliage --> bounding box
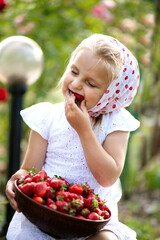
[144,159,160,190]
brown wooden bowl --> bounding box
[15,180,111,238]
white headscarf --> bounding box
[88,36,140,118]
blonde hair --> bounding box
[68,34,123,84]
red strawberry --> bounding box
[76,215,86,219]
[25,177,32,184]
[55,200,69,214]
[70,198,84,211]
[18,183,33,196]
[56,190,69,201]
[98,199,108,211]
[103,205,110,211]
[25,168,36,178]
[46,198,55,206]
[46,177,52,185]
[69,184,83,195]
[74,93,84,102]
[81,183,93,196]
[80,208,90,218]
[50,179,66,190]
[101,210,110,219]
[87,212,101,220]
[48,203,57,211]
[17,177,25,185]
[67,192,78,202]
[38,170,47,180]
[68,207,77,216]
[95,208,102,216]
[33,182,47,197]
[85,193,97,200]
[45,186,56,199]
[84,197,99,211]
[32,196,44,204]
[24,173,31,179]
[59,178,70,188]
[32,173,42,183]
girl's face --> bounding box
[61,48,110,109]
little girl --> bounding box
[6,33,140,240]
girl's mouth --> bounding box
[69,89,84,103]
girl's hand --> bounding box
[5,169,27,212]
[64,93,91,134]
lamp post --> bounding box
[0,36,44,236]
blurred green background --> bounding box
[0,0,160,239]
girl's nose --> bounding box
[71,78,82,90]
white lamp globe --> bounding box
[0,36,44,85]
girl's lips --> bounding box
[69,90,84,102]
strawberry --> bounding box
[25,177,32,184]
[85,193,97,200]
[38,170,47,181]
[26,167,36,178]
[68,207,77,216]
[70,198,84,211]
[87,212,101,220]
[24,173,31,179]
[48,203,57,211]
[18,183,33,196]
[81,183,94,196]
[46,198,55,206]
[17,177,25,185]
[84,197,99,211]
[56,190,69,201]
[67,192,78,202]
[32,196,44,204]
[50,179,66,190]
[33,182,47,197]
[76,215,86,219]
[98,199,108,211]
[55,200,69,214]
[45,186,56,199]
[46,177,52,185]
[32,173,42,183]
[101,210,110,219]
[103,205,110,212]
[80,208,90,218]
[95,208,102,216]
[59,177,70,188]
[74,93,84,102]
[69,184,83,195]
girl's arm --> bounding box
[65,96,129,187]
[5,130,48,211]
[78,128,129,187]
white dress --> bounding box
[7,102,140,240]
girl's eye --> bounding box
[87,81,95,88]
[71,69,78,75]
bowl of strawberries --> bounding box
[15,169,111,238]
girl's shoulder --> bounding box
[20,102,65,140]
[21,101,64,116]
[102,108,140,135]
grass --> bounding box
[119,191,160,240]
[0,195,7,240]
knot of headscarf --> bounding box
[88,36,140,118]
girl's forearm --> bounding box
[78,128,120,187]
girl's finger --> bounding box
[80,100,87,112]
